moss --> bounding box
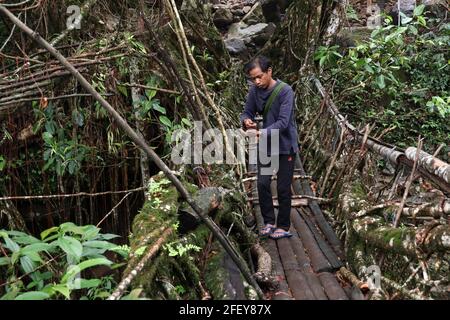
[380,227,409,249]
[351,181,367,200]
[353,217,417,257]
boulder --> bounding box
[225,38,247,55]
[213,7,234,28]
[225,21,276,52]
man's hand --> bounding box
[243,118,257,130]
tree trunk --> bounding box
[352,216,450,257]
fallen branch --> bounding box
[405,147,450,184]
[0,186,146,201]
[353,216,450,257]
[338,266,369,291]
[107,227,173,300]
[250,243,276,288]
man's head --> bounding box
[244,56,273,89]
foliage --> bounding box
[345,5,360,22]
[0,223,126,300]
[316,7,449,156]
[163,234,201,258]
[33,103,91,176]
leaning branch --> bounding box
[107,227,173,300]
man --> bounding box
[240,55,299,240]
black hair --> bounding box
[244,55,272,75]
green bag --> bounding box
[262,81,287,120]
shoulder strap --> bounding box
[263,81,287,120]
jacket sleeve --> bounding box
[239,86,257,126]
[264,86,294,135]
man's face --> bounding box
[248,66,272,89]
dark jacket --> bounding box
[240,79,299,155]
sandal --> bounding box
[269,229,292,240]
[259,224,275,237]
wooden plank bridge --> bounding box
[245,154,363,300]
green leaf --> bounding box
[15,291,50,300]
[82,240,116,250]
[152,103,166,114]
[57,236,83,262]
[11,234,40,245]
[21,243,52,256]
[401,16,413,25]
[122,288,143,300]
[413,4,425,17]
[1,287,20,300]
[19,256,39,283]
[19,256,36,273]
[60,222,85,235]
[81,225,101,241]
[159,116,172,127]
[44,121,56,136]
[4,230,28,237]
[24,251,44,263]
[61,257,112,283]
[181,118,192,127]
[4,236,20,252]
[417,16,426,27]
[41,226,59,240]
[0,156,5,171]
[145,89,157,100]
[49,284,71,299]
[117,85,128,97]
[77,278,102,289]
[364,64,374,74]
[11,251,21,264]
[319,56,326,67]
[98,233,120,240]
[409,25,418,35]
[0,257,11,266]
[376,75,385,89]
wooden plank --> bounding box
[290,209,332,273]
[318,272,349,300]
[293,155,345,260]
[263,239,293,300]
[250,198,309,207]
[277,236,315,300]
[297,208,343,270]
[289,229,328,300]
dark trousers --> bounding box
[257,152,296,231]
